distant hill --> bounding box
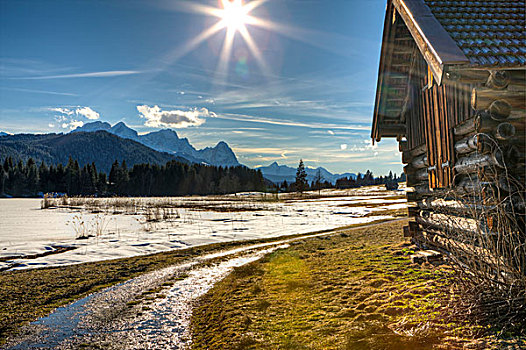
[72,121,240,167]
[257,162,356,185]
[0,131,188,173]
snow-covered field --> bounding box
[0,185,406,271]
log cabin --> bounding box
[371,0,525,255]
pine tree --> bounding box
[97,172,107,194]
[65,157,80,194]
[38,162,49,193]
[108,160,119,193]
[295,159,308,194]
[26,158,39,195]
[0,166,6,195]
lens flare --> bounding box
[220,0,249,32]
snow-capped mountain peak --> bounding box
[71,121,111,133]
[110,122,138,140]
[71,121,239,167]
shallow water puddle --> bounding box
[105,245,287,349]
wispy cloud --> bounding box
[11,70,142,80]
[50,107,74,116]
[206,71,374,123]
[137,105,215,128]
[232,147,299,155]
[0,86,78,96]
[216,112,369,131]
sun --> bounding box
[163,0,275,84]
[220,0,250,32]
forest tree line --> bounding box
[334,170,406,189]
[0,157,266,197]
[271,160,406,193]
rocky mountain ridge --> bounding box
[72,122,240,167]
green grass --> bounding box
[190,220,501,349]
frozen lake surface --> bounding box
[0,185,406,271]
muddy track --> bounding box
[3,219,405,350]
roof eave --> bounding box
[392,0,470,85]
[371,1,396,142]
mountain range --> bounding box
[71,121,239,167]
[257,162,356,185]
[1,123,358,184]
[0,131,188,173]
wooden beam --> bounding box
[409,143,427,157]
[414,167,429,181]
[411,153,429,169]
[454,134,479,155]
[454,113,525,137]
[454,151,504,174]
[378,124,406,137]
[444,69,490,84]
[471,87,525,111]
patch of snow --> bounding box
[0,186,406,270]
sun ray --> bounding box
[165,21,225,64]
[162,1,223,18]
[214,27,237,87]
[242,0,270,14]
[138,0,279,89]
[249,16,359,58]
[238,25,271,77]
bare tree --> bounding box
[314,168,324,196]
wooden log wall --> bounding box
[403,54,474,191]
[402,67,525,252]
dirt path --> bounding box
[4,220,405,349]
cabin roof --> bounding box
[371,0,525,142]
[425,0,526,67]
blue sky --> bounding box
[0,0,401,175]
